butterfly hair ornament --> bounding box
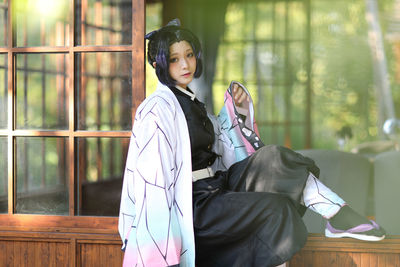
[145,18,181,40]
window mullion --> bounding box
[131,0,145,117]
[68,51,74,216]
[7,58,12,214]
[305,0,312,148]
[7,0,13,215]
[69,0,75,216]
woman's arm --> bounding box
[216,81,263,163]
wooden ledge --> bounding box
[290,234,400,267]
[303,234,400,253]
[0,214,118,234]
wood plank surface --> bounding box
[289,234,400,267]
[78,242,123,267]
[0,239,70,267]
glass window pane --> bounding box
[15,137,69,215]
[291,82,306,122]
[222,44,244,82]
[243,43,257,83]
[291,125,305,150]
[255,3,273,40]
[75,0,132,46]
[273,2,288,41]
[256,83,273,121]
[271,44,287,85]
[259,124,286,146]
[15,0,70,47]
[256,43,275,84]
[0,0,8,47]
[75,52,132,131]
[0,53,7,128]
[0,137,7,213]
[224,4,245,41]
[288,2,306,40]
[15,53,69,130]
[76,137,129,216]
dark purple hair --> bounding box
[146,25,203,87]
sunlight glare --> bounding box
[34,0,62,17]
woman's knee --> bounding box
[259,144,281,155]
[256,144,296,164]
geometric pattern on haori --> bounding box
[118,82,256,267]
[119,86,195,267]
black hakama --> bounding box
[193,145,319,267]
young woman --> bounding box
[119,19,385,267]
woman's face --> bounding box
[168,40,196,89]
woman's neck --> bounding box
[176,85,187,91]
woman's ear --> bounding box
[152,62,156,68]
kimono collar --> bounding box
[175,85,196,101]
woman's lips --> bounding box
[182,72,191,77]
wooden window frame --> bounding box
[0,0,144,233]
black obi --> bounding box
[170,86,217,171]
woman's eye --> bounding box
[187,52,194,57]
[169,58,178,63]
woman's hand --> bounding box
[232,83,249,106]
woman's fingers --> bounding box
[233,83,248,105]
[238,91,249,104]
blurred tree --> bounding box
[365,0,395,138]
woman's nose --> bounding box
[180,58,188,68]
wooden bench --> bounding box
[290,234,400,266]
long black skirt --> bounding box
[193,145,320,267]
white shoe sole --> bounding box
[325,228,385,241]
